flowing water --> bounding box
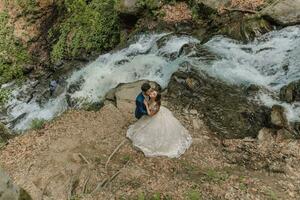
[2,25,300,131]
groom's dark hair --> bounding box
[141,83,151,92]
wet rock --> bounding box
[167,67,271,139]
[263,0,300,26]
[218,16,272,42]
[178,43,217,62]
[0,168,32,200]
[279,80,300,103]
[245,84,260,96]
[270,105,288,128]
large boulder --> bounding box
[167,68,271,139]
[263,0,300,26]
[270,105,288,128]
[0,168,32,200]
[280,80,300,103]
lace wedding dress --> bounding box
[127,103,192,158]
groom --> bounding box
[135,82,151,119]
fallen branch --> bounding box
[41,173,61,200]
[105,139,127,169]
[223,7,257,14]
[92,160,130,194]
[82,175,90,194]
[91,178,109,194]
[78,153,90,165]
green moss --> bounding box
[0,11,30,84]
[50,0,120,62]
[30,118,47,130]
[186,190,202,200]
[0,88,10,107]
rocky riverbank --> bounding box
[1,72,300,199]
[1,1,300,199]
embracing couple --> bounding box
[126,83,192,158]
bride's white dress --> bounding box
[127,104,192,158]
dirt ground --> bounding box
[0,101,299,200]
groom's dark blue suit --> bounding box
[135,92,148,119]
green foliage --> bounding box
[30,118,47,130]
[14,0,38,14]
[50,0,120,62]
[186,190,202,200]
[203,169,229,182]
[266,189,278,200]
[0,11,29,84]
[135,192,172,200]
[0,88,10,106]
[137,0,160,10]
[0,122,11,148]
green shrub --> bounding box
[0,88,10,107]
[14,0,38,14]
[50,0,120,62]
[0,11,30,84]
[30,119,46,130]
[137,0,160,10]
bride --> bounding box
[127,89,192,158]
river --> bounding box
[2,25,300,131]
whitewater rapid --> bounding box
[2,25,300,131]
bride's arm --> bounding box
[150,104,160,116]
[144,100,151,115]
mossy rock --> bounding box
[219,16,272,42]
[0,123,11,148]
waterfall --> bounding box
[2,25,300,131]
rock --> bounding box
[257,128,274,143]
[263,0,300,26]
[194,0,230,13]
[0,168,32,200]
[192,118,202,130]
[0,123,12,148]
[190,109,198,115]
[270,105,288,128]
[280,80,300,103]
[167,67,271,139]
[276,128,294,141]
[105,80,160,119]
[116,0,141,16]
[218,16,272,42]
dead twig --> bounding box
[91,178,109,194]
[223,7,257,14]
[82,174,90,194]
[92,160,130,195]
[105,139,127,170]
[41,173,61,200]
[67,176,79,200]
[78,153,90,165]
